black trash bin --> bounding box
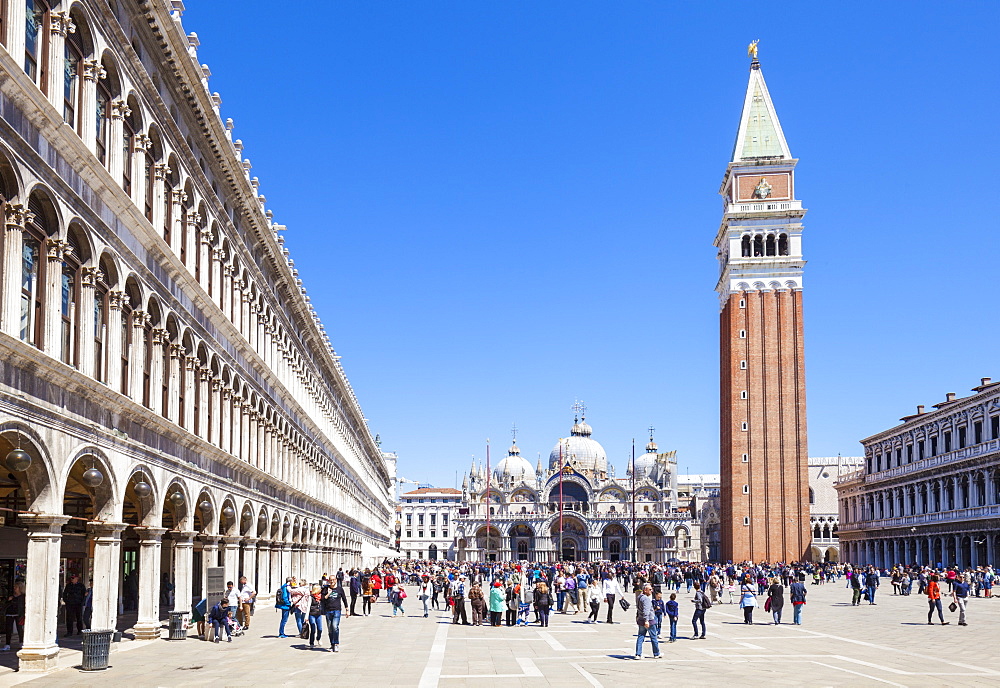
[168,611,187,640]
[81,629,113,671]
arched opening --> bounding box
[778,233,789,255]
[428,544,438,561]
[741,235,751,257]
[753,234,764,257]
[602,523,627,562]
[637,524,664,563]
[765,234,776,256]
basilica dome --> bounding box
[494,443,536,482]
[549,417,607,476]
[629,437,661,481]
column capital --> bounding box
[80,266,103,287]
[45,238,71,262]
[199,534,221,547]
[169,343,186,359]
[154,162,171,181]
[131,309,150,327]
[50,11,76,37]
[82,58,107,83]
[133,526,168,544]
[242,537,259,547]
[199,227,215,244]
[170,530,198,545]
[4,203,33,230]
[221,535,243,547]
[133,133,152,153]
[87,521,128,539]
[19,513,71,535]
[170,188,188,205]
[110,97,131,120]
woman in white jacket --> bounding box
[586,580,602,623]
[601,573,624,624]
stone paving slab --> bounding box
[3,582,1000,687]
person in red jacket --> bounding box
[926,574,948,625]
[371,573,383,602]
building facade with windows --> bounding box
[451,414,703,563]
[836,379,1000,569]
[807,455,862,563]
[0,0,392,671]
[399,487,462,560]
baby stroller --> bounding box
[517,603,531,626]
[227,609,246,638]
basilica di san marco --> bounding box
[450,413,708,562]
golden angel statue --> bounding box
[747,39,759,60]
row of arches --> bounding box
[0,151,376,526]
[740,232,790,257]
[844,469,1000,524]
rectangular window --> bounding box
[992,416,1000,440]
[430,530,435,537]
[918,440,925,460]
[895,449,902,467]
[974,421,983,444]
[405,530,411,538]
[417,514,423,525]
[418,530,423,538]
[742,453,748,463]
[20,236,41,345]
[740,390,747,399]
[742,484,749,494]
[740,360,747,370]
[739,329,746,338]
[930,437,938,456]
[442,529,448,538]
[442,513,449,525]
[430,514,436,525]
[739,299,746,309]
[943,431,952,453]
[741,422,748,431]
[906,445,913,463]
[743,517,750,526]
[405,514,411,526]
[875,454,881,472]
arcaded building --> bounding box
[836,379,1000,569]
[0,0,392,671]
[716,49,810,563]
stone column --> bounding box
[211,378,223,447]
[105,291,125,390]
[257,541,271,597]
[198,227,213,292]
[17,514,70,673]
[133,526,167,640]
[5,1,28,65]
[148,328,167,414]
[199,535,220,600]
[184,211,200,272]
[88,522,127,632]
[272,544,285,591]
[220,388,232,454]
[45,12,73,112]
[107,98,129,182]
[168,189,185,256]
[129,311,149,402]
[80,59,106,152]
[211,249,224,306]
[183,356,197,431]
[221,536,241,586]
[241,538,258,589]
[152,163,170,238]
[197,369,210,441]
[167,343,183,423]
[42,238,70,358]
[1,204,30,337]
[171,531,197,612]
[131,135,151,207]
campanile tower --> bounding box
[716,46,810,563]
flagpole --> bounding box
[559,439,564,562]
[486,437,490,561]
[631,438,636,563]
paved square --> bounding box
[3,583,999,687]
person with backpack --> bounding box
[790,573,807,625]
[533,581,552,627]
[389,583,407,617]
[322,578,346,652]
[361,571,373,616]
[692,581,711,637]
[275,577,294,638]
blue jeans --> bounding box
[211,619,231,639]
[793,603,803,625]
[393,603,405,616]
[308,614,323,644]
[326,610,341,646]
[293,608,305,632]
[669,617,678,640]
[635,624,660,657]
[692,608,706,636]
[278,608,291,636]
[866,586,877,603]
[557,591,566,611]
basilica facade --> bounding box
[450,415,703,563]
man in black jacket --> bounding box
[61,574,87,636]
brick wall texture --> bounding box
[720,288,810,563]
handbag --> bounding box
[948,601,958,613]
[299,624,310,639]
[764,597,771,612]
[619,598,630,612]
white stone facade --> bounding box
[836,379,1000,568]
[399,487,463,560]
[807,456,863,562]
[0,0,392,671]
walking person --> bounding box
[61,574,87,636]
[419,575,432,618]
[489,581,505,627]
[850,568,863,606]
[322,577,345,652]
[767,577,785,625]
[349,570,361,617]
[237,575,256,630]
[634,583,661,659]
[361,571,374,616]
[586,579,602,623]
[692,581,710,638]
[952,573,969,626]
[926,574,948,625]
[2,582,25,651]
[533,581,552,628]
[290,578,311,632]
[665,592,679,642]
[307,584,324,647]
[275,577,294,638]
[389,583,406,617]
[790,573,807,625]
[739,578,757,625]
[864,568,880,605]
[602,573,622,624]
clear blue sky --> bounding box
[183,2,998,489]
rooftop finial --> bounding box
[747,39,760,63]
[511,422,517,443]
[571,399,587,422]
[648,425,655,442]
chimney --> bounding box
[916,405,925,415]
[982,377,993,387]
[945,392,956,402]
